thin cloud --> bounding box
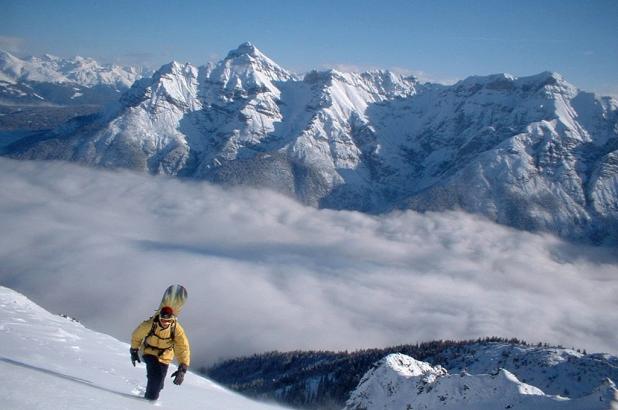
[206,53,221,63]
[319,63,457,85]
[593,85,618,100]
[0,35,25,52]
[0,158,617,368]
[388,67,458,85]
[322,63,378,73]
[442,35,567,45]
[112,52,159,68]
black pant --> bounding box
[143,354,169,400]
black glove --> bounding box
[171,363,188,385]
[130,348,141,367]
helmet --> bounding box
[160,306,174,319]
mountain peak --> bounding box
[226,42,263,60]
[520,70,567,87]
[382,353,443,377]
[156,60,184,75]
[213,42,292,92]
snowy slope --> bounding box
[344,353,618,410]
[0,286,288,410]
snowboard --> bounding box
[158,284,188,316]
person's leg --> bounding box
[143,355,166,400]
[158,362,169,392]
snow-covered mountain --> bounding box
[0,285,287,409]
[3,43,617,243]
[344,353,618,410]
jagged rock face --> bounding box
[4,43,617,243]
[377,73,618,242]
[344,353,618,410]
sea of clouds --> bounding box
[1,158,617,367]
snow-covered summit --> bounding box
[382,353,446,377]
[206,42,293,101]
[344,353,618,410]
[0,285,287,409]
[225,42,277,63]
[139,61,201,112]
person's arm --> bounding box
[131,320,152,349]
[173,323,191,367]
[170,323,190,384]
[129,320,151,366]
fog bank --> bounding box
[1,158,617,366]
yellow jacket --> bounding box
[131,317,190,366]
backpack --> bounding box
[143,317,176,357]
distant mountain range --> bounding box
[2,43,617,244]
[0,50,148,131]
[0,49,145,95]
[207,338,618,410]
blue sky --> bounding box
[1,0,617,96]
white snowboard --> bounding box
[158,284,188,316]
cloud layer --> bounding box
[0,36,25,53]
[1,158,617,367]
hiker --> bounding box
[130,306,191,401]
